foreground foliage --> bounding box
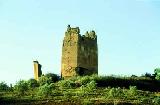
[1,74,160,105]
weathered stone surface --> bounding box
[61,25,98,78]
[33,61,42,80]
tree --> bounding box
[144,73,152,78]
[142,72,154,79]
[0,81,9,91]
[37,83,55,98]
[45,73,60,83]
[38,73,60,86]
[14,80,28,96]
[154,68,160,80]
[26,79,39,98]
[27,78,39,89]
[131,75,137,78]
[38,75,52,86]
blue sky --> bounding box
[0,0,160,84]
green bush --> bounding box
[153,96,160,105]
[79,76,91,85]
[63,90,73,100]
[82,99,93,105]
[86,80,96,92]
[107,87,124,99]
[37,83,55,98]
[38,73,60,86]
[89,74,100,80]
[0,81,9,92]
[141,97,153,104]
[79,85,86,96]
[38,75,53,86]
[27,78,39,89]
[14,80,29,96]
[45,73,60,83]
[58,79,75,89]
[127,86,138,97]
[154,68,160,80]
[79,80,96,96]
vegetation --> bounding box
[0,81,9,91]
[1,72,160,105]
[154,68,160,80]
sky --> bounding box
[0,0,160,84]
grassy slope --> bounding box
[1,75,160,105]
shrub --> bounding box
[79,76,91,85]
[38,73,60,86]
[14,80,29,96]
[79,80,96,96]
[45,73,60,83]
[79,85,86,96]
[90,74,100,80]
[107,87,124,99]
[37,83,55,98]
[86,80,96,92]
[0,81,9,92]
[38,75,53,86]
[153,96,160,105]
[63,90,73,100]
[58,79,75,89]
[128,86,138,97]
[141,97,153,104]
[82,99,93,105]
[27,78,39,89]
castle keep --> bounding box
[61,25,98,78]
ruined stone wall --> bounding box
[77,33,98,75]
[33,61,42,80]
[61,26,80,78]
[61,25,98,78]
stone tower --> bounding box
[33,61,42,80]
[61,25,98,78]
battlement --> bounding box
[66,25,80,34]
[61,25,98,78]
[63,25,97,47]
[83,30,97,40]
